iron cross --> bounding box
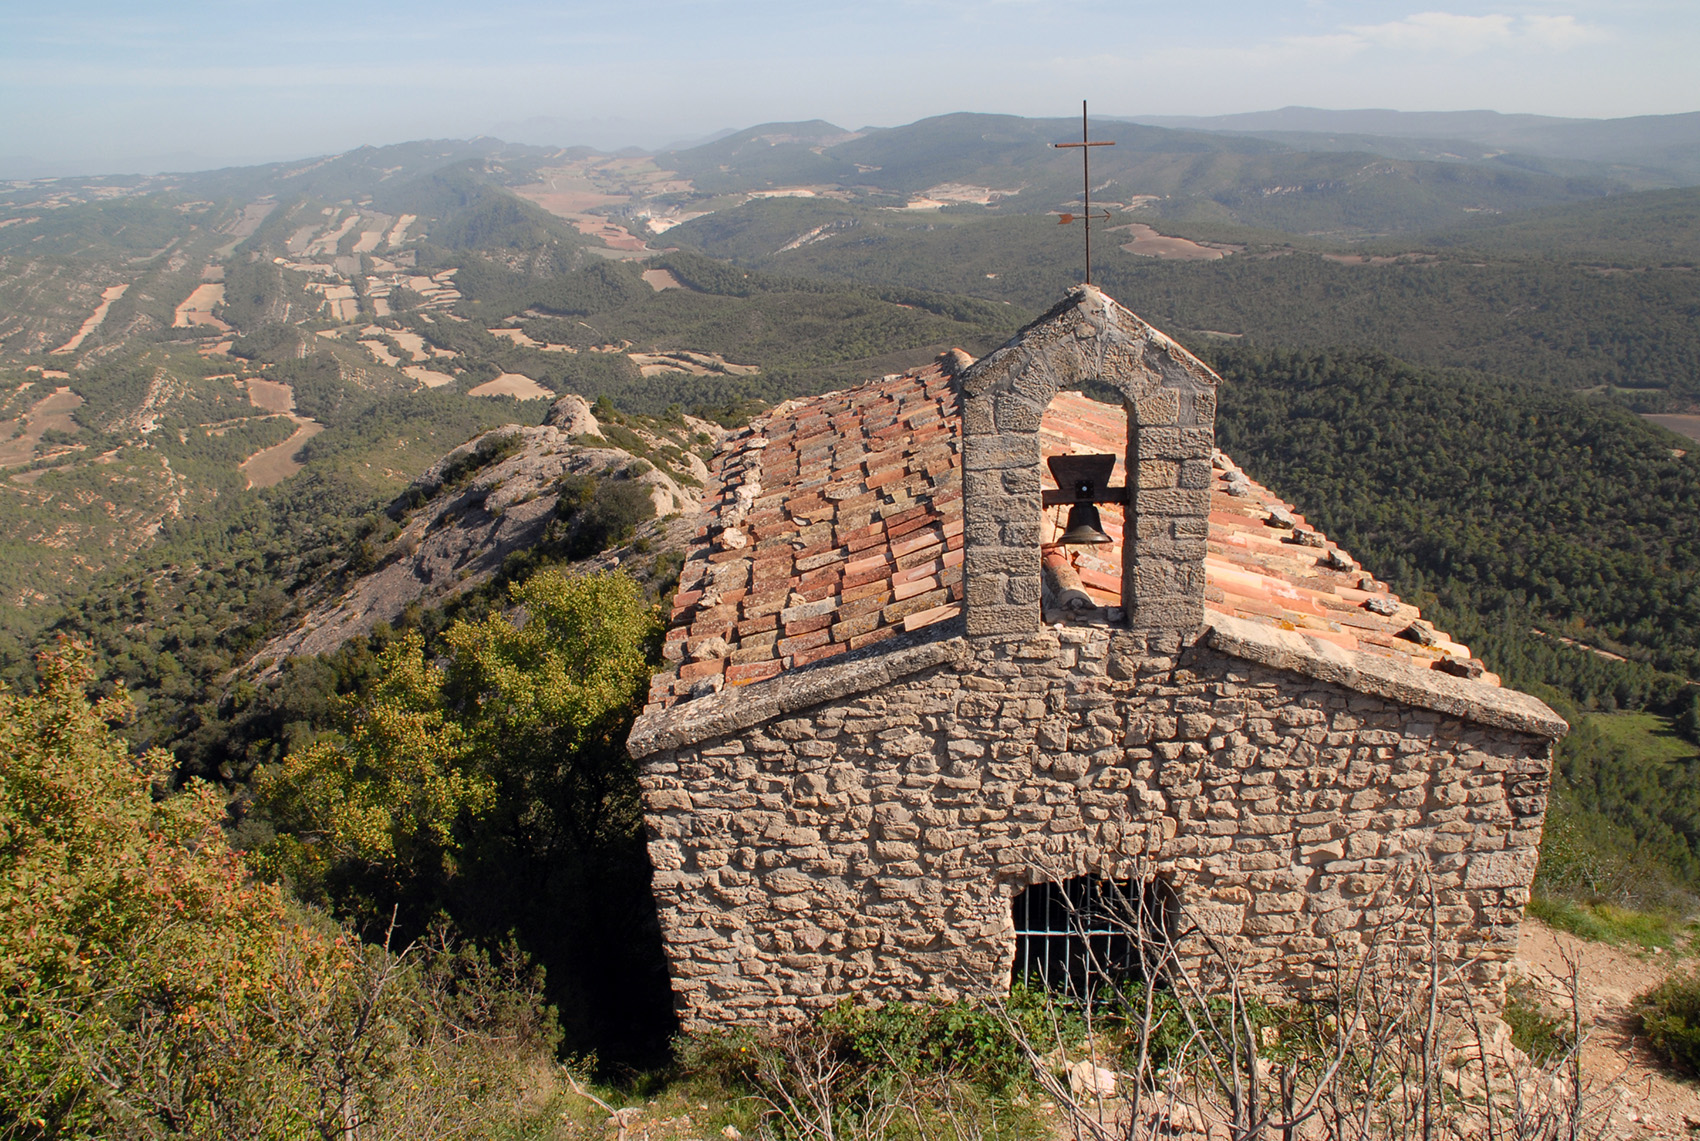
[1052,100,1115,285]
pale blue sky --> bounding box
[2,0,1695,177]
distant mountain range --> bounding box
[1122,107,1700,186]
[643,111,1680,239]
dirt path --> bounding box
[1516,920,1700,1135]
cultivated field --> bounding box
[468,372,552,399]
[1644,413,1700,443]
[51,284,130,354]
[1114,223,1239,260]
[486,326,578,351]
[361,339,400,367]
[240,419,322,489]
[404,366,455,389]
[243,378,296,414]
[627,350,758,377]
[0,386,83,467]
[172,282,229,329]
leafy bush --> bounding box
[0,640,560,1137]
[1640,969,1700,1073]
[555,473,657,558]
[822,996,1052,1092]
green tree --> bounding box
[257,632,493,912]
[254,569,672,1061]
[0,639,279,1132]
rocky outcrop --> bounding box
[545,392,600,437]
[246,395,713,675]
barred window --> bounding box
[1011,875,1166,999]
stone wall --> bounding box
[635,623,1557,1028]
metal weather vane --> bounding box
[1052,100,1115,285]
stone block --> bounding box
[963,435,1040,472]
[1001,520,1043,547]
[1178,459,1214,489]
[1137,459,1179,489]
[1464,849,1539,889]
[1007,575,1043,606]
[1188,389,1218,426]
[995,394,1044,433]
[966,605,1038,637]
[965,574,1008,608]
[965,545,1040,578]
[1137,426,1215,461]
[961,392,995,435]
[1003,467,1041,495]
[1133,487,1212,517]
[962,469,1008,502]
[1134,390,1180,426]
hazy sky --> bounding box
[3,0,1695,178]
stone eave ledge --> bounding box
[627,624,972,759]
[1204,612,1568,740]
[626,614,1568,760]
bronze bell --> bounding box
[1058,502,1112,545]
[1047,453,1119,546]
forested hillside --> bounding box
[1212,348,1700,909]
[668,199,1700,402]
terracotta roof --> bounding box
[652,355,967,709]
[646,356,1492,714]
[1037,391,1494,684]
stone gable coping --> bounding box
[1204,612,1568,739]
[628,623,971,759]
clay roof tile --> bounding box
[644,359,1484,715]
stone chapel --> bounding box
[626,286,1567,1028]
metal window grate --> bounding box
[1011,876,1159,999]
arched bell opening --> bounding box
[1038,392,1132,624]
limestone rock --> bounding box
[545,392,600,437]
[1068,1060,1117,1099]
[244,420,704,677]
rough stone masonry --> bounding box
[627,286,1566,1028]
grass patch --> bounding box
[1527,895,1693,950]
[1502,978,1577,1065]
[1581,711,1700,766]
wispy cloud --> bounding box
[1327,10,1607,56]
